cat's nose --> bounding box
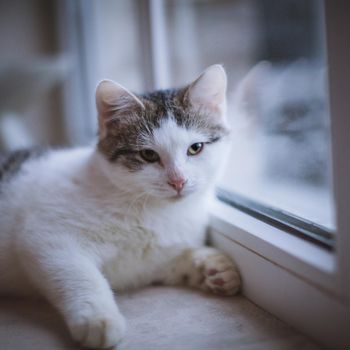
[167,178,186,192]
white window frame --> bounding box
[56,0,99,146]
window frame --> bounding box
[325,0,350,303]
[56,0,98,146]
[216,188,335,250]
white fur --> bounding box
[187,64,227,118]
[0,66,240,349]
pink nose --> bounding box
[168,178,186,192]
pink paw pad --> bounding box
[212,278,225,286]
[207,269,218,276]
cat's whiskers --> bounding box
[146,187,175,199]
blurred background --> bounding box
[0,0,334,229]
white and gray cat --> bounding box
[0,65,240,349]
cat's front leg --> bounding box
[19,241,125,349]
[163,247,241,295]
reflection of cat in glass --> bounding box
[232,60,330,186]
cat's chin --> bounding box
[166,189,200,202]
[147,191,191,202]
[168,193,186,201]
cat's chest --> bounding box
[98,206,207,289]
[89,201,207,261]
[99,209,205,249]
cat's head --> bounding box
[95,65,230,201]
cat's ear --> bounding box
[96,80,144,136]
[185,65,227,119]
[233,61,270,109]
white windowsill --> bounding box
[208,199,350,349]
[209,199,336,296]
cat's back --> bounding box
[0,149,42,184]
[0,147,95,294]
[0,148,46,227]
[0,147,94,232]
[1,146,91,195]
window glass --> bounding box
[166,0,335,230]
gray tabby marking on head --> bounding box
[98,87,228,171]
[0,149,43,186]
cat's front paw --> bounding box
[199,252,240,296]
[190,247,241,295]
[67,305,126,349]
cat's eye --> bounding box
[187,143,204,156]
[140,149,160,163]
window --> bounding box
[163,0,335,248]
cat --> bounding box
[0,65,240,349]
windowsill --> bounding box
[209,198,336,296]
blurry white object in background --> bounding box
[0,113,34,151]
[0,56,71,112]
[0,56,71,151]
